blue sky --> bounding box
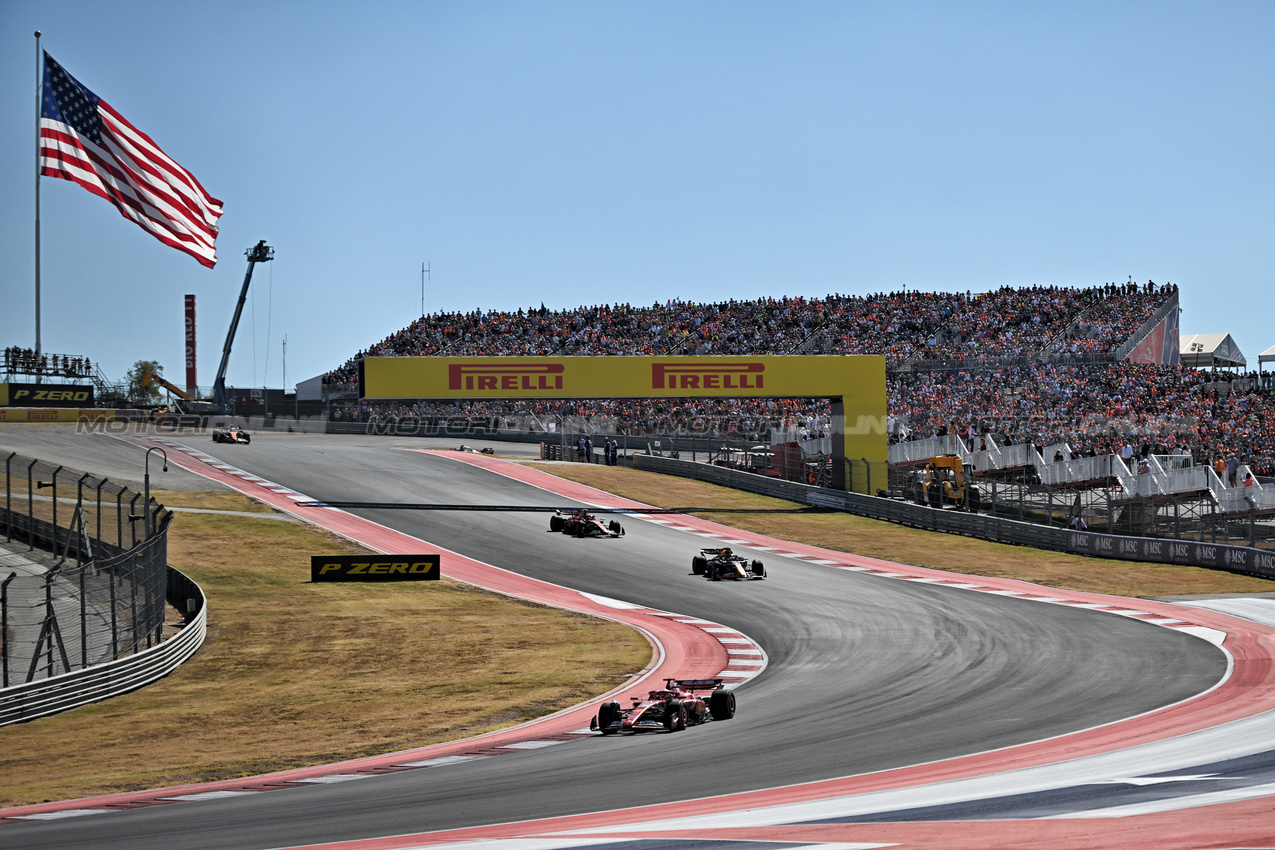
[2,1,1272,391]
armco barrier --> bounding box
[0,565,206,726]
[633,454,1275,579]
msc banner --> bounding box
[1,383,95,408]
[358,355,888,493]
[311,554,441,582]
[1068,531,1275,578]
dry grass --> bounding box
[0,491,649,806]
[526,463,1275,598]
[156,490,281,513]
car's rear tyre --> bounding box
[597,701,621,735]
[549,514,565,532]
[691,556,707,575]
[709,564,721,581]
[709,688,736,721]
[663,701,687,732]
[751,559,766,577]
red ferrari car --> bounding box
[549,509,624,538]
[591,678,736,734]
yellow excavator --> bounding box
[139,369,198,421]
[140,368,194,404]
[909,454,982,511]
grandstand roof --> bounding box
[1260,344,1275,365]
[1180,333,1247,368]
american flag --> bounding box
[39,53,223,268]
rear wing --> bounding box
[667,678,724,691]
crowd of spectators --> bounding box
[1050,281,1174,357]
[331,395,831,445]
[888,363,1275,477]
[3,347,95,379]
[323,281,1178,388]
[905,280,1174,363]
[318,279,1273,478]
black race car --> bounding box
[211,425,251,444]
[590,678,736,734]
[549,509,624,538]
[692,547,766,581]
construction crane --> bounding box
[209,240,273,414]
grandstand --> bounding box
[317,280,1272,526]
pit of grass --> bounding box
[0,490,650,807]
[525,463,1275,598]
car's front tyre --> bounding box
[597,701,621,735]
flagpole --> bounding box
[34,31,42,365]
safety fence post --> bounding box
[116,487,125,549]
[26,459,37,551]
[1,572,14,687]
[78,556,88,668]
[48,467,61,553]
[95,478,108,549]
[129,493,142,548]
[3,452,12,542]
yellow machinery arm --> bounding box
[140,368,194,403]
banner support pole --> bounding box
[34,31,42,370]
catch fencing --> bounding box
[1,451,177,700]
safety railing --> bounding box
[0,450,205,724]
[634,453,1275,573]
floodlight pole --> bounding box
[143,448,167,539]
[34,32,42,368]
[421,262,430,317]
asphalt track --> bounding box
[0,427,1268,849]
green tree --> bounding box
[126,360,165,406]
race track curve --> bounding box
[2,430,1272,850]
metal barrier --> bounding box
[0,450,205,724]
[0,565,206,725]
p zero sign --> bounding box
[311,555,441,583]
[2,382,95,408]
[360,355,887,493]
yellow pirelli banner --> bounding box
[360,356,886,492]
[0,407,115,423]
